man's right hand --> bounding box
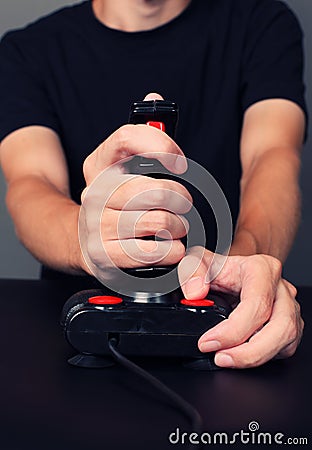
[81,118,191,275]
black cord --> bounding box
[108,338,203,449]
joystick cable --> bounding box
[108,337,203,448]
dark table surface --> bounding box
[0,278,311,450]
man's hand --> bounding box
[178,249,304,369]
[81,93,191,273]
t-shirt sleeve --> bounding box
[0,30,60,142]
[241,0,307,120]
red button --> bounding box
[88,296,123,305]
[147,121,166,132]
[180,299,215,307]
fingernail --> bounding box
[184,276,204,298]
[174,156,187,174]
[215,353,235,368]
[199,340,221,353]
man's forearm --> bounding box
[230,147,301,262]
[6,174,87,274]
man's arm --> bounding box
[0,126,86,274]
[230,98,305,260]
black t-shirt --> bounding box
[0,0,307,265]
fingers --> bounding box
[101,208,189,240]
[178,247,228,299]
[82,173,191,270]
[214,281,303,368]
[200,257,280,350]
[106,175,192,214]
[83,124,187,183]
[198,255,281,353]
[82,172,192,215]
[84,205,188,269]
[178,247,211,299]
[198,259,303,368]
[82,172,191,247]
[87,235,185,269]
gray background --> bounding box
[0,0,311,284]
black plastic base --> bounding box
[69,353,219,371]
[183,357,220,371]
[68,354,115,368]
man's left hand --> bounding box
[178,249,304,368]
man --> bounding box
[0,0,306,368]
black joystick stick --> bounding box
[124,99,181,283]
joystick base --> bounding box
[61,288,237,370]
[183,357,220,371]
[68,353,220,371]
[68,354,115,369]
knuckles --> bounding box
[236,352,264,369]
[83,152,94,185]
[139,210,172,236]
[86,233,108,269]
[268,255,283,277]
[111,124,135,156]
[243,253,282,277]
[146,180,170,208]
[131,178,192,213]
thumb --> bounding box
[178,246,211,299]
[143,92,164,101]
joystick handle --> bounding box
[124,100,181,280]
[129,100,178,137]
[125,99,178,175]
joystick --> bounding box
[61,100,236,370]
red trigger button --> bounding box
[147,121,166,132]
